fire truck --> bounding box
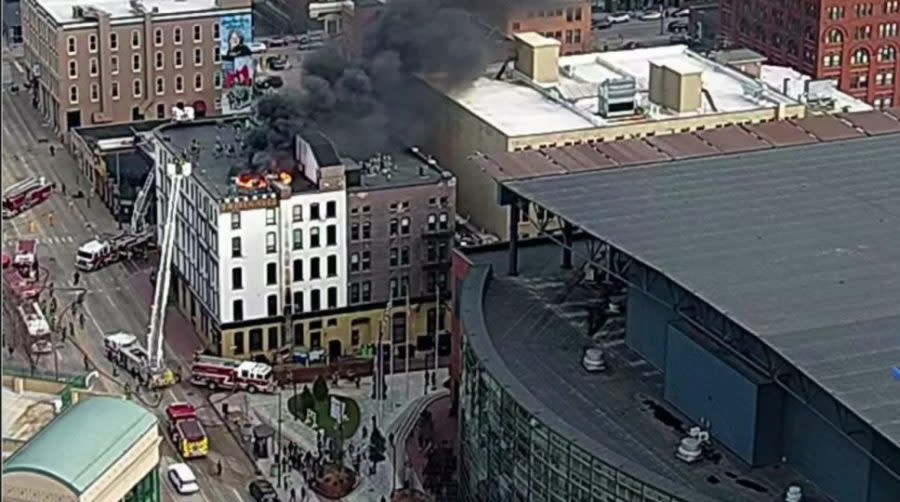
[190,355,277,394]
[18,301,53,355]
[166,403,209,459]
[14,238,38,277]
[104,332,181,389]
[2,177,55,219]
[75,230,155,271]
[3,269,39,301]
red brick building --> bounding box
[720,0,900,108]
[504,1,592,55]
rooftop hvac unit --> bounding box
[597,77,637,119]
[675,427,709,464]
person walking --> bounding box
[47,212,54,226]
[289,487,297,502]
[73,270,81,286]
[49,145,55,157]
[78,312,85,330]
[216,459,223,476]
[300,486,307,502]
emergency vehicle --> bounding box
[190,355,276,393]
[104,332,181,389]
[14,238,38,276]
[3,269,39,301]
[2,177,54,218]
[18,301,53,354]
[166,403,209,459]
[75,231,155,271]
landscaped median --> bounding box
[286,375,361,439]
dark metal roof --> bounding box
[503,133,900,446]
[746,120,816,146]
[837,110,900,135]
[792,115,864,141]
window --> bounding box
[193,24,202,42]
[111,55,119,74]
[326,225,337,246]
[389,219,398,236]
[854,25,872,40]
[879,23,899,37]
[194,73,203,91]
[350,223,359,241]
[132,53,141,72]
[292,229,303,250]
[310,203,321,220]
[390,247,399,267]
[362,222,371,239]
[156,103,166,119]
[89,34,97,52]
[194,47,203,66]
[824,53,842,67]
[213,22,221,40]
[174,27,182,44]
[438,212,449,229]
[232,236,242,257]
[856,2,874,16]
[400,217,410,235]
[362,251,371,270]
[878,45,897,62]
[69,85,78,104]
[214,70,223,89]
[327,287,337,309]
[427,214,437,231]
[266,208,277,225]
[310,257,321,279]
[131,30,141,48]
[851,72,869,88]
[311,290,321,311]
[266,232,276,253]
[888,1,900,14]
[292,259,303,281]
[293,292,304,313]
[350,283,360,304]
[826,29,844,44]
[155,76,165,95]
[268,327,279,350]
[233,299,244,321]
[133,79,142,97]
[90,83,99,102]
[327,255,337,277]
[293,323,304,345]
[214,46,222,64]
[852,48,871,64]
[350,253,360,272]
[292,205,303,222]
[266,263,277,285]
[362,281,372,302]
[310,227,320,248]
[111,81,120,100]
[876,70,895,85]
[67,36,76,55]
[175,50,183,68]
[154,28,163,46]
[326,201,336,218]
[267,295,278,316]
[400,246,410,266]
[68,60,77,78]
[109,33,118,50]
[249,328,263,351]
[828,6,845,19]
[231,212,241,229]
[155,51,164,70]
[574,29,582,44]
[175,75,184,93]
[232,267,243,289]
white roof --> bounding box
[759,64,873,113]
[79,240,105,253]
[442,45,800,138]
[36,0,221,24]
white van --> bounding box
[167,463,200,495]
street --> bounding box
[1,64,259,501]
[592,16,674,50]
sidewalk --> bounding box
[213,368,449,501]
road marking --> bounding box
[230,488,244,502]
[13,60,24,74]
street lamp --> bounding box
[388,432,397,493]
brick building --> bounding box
[502,0,592,55]
[720,0,900,107]
[21,0,251,134]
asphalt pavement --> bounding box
[1,62,260,501]
[592,16,676,50]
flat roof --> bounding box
[73,119,169,143]
[37,0,224,25]
[346,149,448,191]
[441,45,797,137]
[759,65,872,114]
[502,133,900,446]
[3,397,158,494]
[460,244,828,501]
[475,109,900,181]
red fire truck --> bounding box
[166,403,209,459]
[3,269,39,301]
[189,355,276,393]
[75,231,154,271]
[14,239,38,278]
[2,177,54,219]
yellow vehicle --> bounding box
[166,403,209,459]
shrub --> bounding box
[313,374,329,402]
[300,385,315,413]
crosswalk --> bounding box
[4,235,78,247]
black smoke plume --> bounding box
[248,0,500,162]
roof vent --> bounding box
[675,427,709,464]
[785,486,803,502]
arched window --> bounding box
[852,48,870,65]
[878,46,897,62]
[826,29,843,43]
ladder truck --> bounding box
[103,160,192,389]
[2,176,55,219]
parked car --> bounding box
[265,55,290,71]
[673,8,691,17]
[592,18,613,29]
[668,21,689,33]
[167,463,199,495]
[608,12,631,23]
[248,480,280,502]
[267,37,287,48]
[582,348,607,372]
[669,34,691,44]
[639,11,662,21]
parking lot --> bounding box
[591,8,691,50]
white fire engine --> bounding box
[75,231,154,271]
[190,355,276,394]
[2,177,54,219]
[14,238,38,278]
[103,332,181,388]
[18,301,53,355]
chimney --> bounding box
[514,32,561,84]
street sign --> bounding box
[330,396,346,422]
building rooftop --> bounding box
[3,396,158,494]
[440,44,798,137]
[759,65,872,114]
[460,243,828,501]
[475,109,900,181]
[36,0,224,25]
[73,120,169,144]
[345,148,449,191]
[1,387,57,447]
[501,133,900,447]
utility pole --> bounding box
[277,391,283,488]
[115,152,122,229]
[433,284,439,390]
[404,292,410,401]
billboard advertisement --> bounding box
[220,13,254,115]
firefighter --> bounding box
[47,212,54,226]
[78,312,85,330]
[28,221,37,233]
[49,145,55,157]
[73,270,81,286]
